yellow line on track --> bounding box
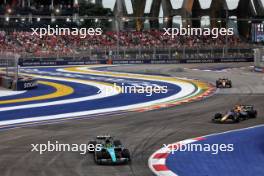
[63,66,213,110]
[0,81,74,104]
[64,66,210,90]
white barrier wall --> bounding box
[254,48,264,72]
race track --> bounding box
[0,63,263,176]
[0,66,213,127]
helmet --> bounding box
[105,139,112,148]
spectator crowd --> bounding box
[0,30,251,57]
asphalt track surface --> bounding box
[0,63,264,176]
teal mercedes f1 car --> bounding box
[88,135,131,165]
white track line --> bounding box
[0,90,26,97]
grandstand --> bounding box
[0,0,263,61]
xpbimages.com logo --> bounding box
[163,25,234,39]
[163,143,234,155]
[31,141,102,155]
[98,83,168,97]
[31,25,103,38]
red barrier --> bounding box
[107,58,113,65]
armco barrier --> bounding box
[18,57,254,67]
[18,60,102,67]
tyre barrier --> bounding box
[0,76,38,91]
[15,77,38,90]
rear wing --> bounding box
[96,135,112,140]
[241,105,254,109]
[217,78,230,81]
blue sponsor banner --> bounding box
[18,57,254,67]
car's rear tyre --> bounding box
[231,115,240,123]
[122,149,131,161]
[95,151,103,159]
[95,151,103,164]
[101,151,111,159]
[252,111,257,118]
[216,81,220,88]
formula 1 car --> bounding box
[88,135,131,165]
[212,105,257,123]
[216,78,232,88]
